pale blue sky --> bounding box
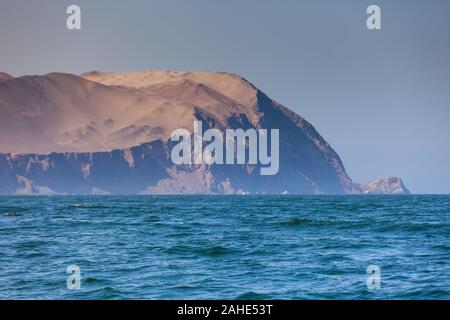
[1,0,449,193]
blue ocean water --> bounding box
[0,195,448,300]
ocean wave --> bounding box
[164,245,238,257]
[235,291,272,300]
[0,195,449,299]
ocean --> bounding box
[0,195,448,300]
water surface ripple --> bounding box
[0,195,448,299]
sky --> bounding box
[1,0,449,193]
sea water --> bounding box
[0,195,448,299]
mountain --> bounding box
[0,71,406,195]
[361,177,410,195]
[0,72,13,82]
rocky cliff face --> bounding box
[361,177,410,195]
[0,71,406,195]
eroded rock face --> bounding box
[0,71,406,195]
[361,177,411,195]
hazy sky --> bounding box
[1,0,449,193]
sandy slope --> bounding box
[0,71,262,154]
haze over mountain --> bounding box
[0,71,409,195]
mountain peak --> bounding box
[0,72,13,81]
[82,70,258,106]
